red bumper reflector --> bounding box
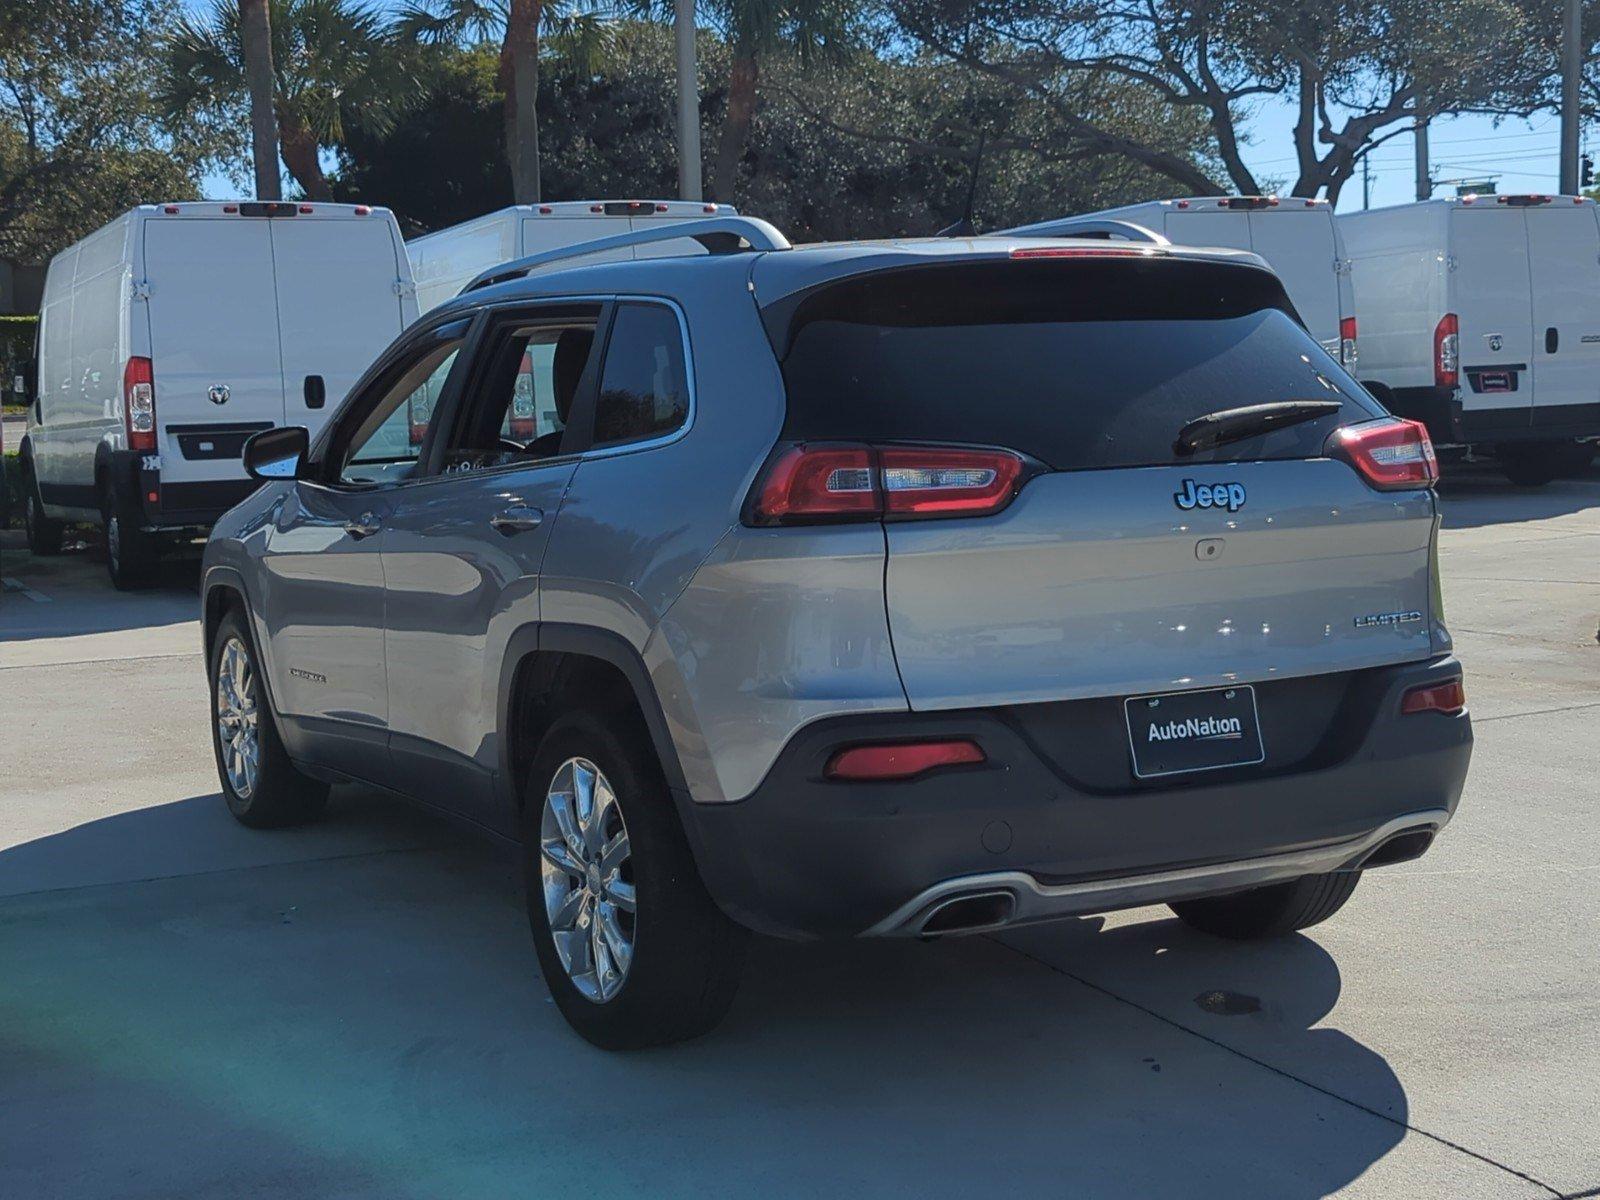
[1401,679,1466,716]
[825,739,985,781]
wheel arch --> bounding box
[497,624,691,821]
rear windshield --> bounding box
[770,258,1383,470]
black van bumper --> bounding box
[678,656,1472,940]
[109,451,261,532]
[1387,387,1600,446]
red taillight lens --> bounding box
[1327,418,1438,490]
[1340,315,1358,368]
[825,739,985,781]
[749,444,1027,525]
[1401,679,1465,715]
[123,356,155,452]
[1434,313,1459,388]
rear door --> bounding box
[1164,210,1254,253]
[1525,204,1600,425]
[271,216,409,440]
[771,255,1437,713]
[1247,210,1342,351]
[142,219,284,487]
[1452,208,1535,421]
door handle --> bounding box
[304,374,326,409]
[345,512,381,540]
[490,505,543,535]
[1546,327,1559,353]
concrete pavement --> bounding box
[1,467,1596,1199]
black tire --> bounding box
[102,480,159,590]
[1496,445,1562,488]
[522,711,746,1049]
[21,463,64,556]
[208,608,329,829]
[1169,871,1361,940]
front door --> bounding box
[381,304,603,833]
[259,319,471,784]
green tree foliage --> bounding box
[0,0,213,264]
[336,20,1216,238]
[159,0,423,201]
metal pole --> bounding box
[1363,155,1371,210]
[1414,117,1431,202]
[675,0,703,201]
[1561,0,1582,194]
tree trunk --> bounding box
[278,117,332,200]
[504,0,542,204]
[712,48,757,204]
[238,0,281,200]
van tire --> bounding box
[1169,871,1361,940]
[208,609,329,828]
[22,465,64,556]
[102,483,158,589]
[1496,444,1566,487]
[522,711,747,1049]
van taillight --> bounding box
[1340,316,1358,369]
[1326,418,1438,490]
[747,443,1027,525]
[123,357,155,452]
[1434,313,1459,388]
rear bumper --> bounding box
[110,451,261,531]
[1387,388,1600,446]
[678,655,1472,940]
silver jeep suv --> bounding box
[202,217,1473,1048]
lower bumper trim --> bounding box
[864,809,1452,937]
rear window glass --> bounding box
[772,259,1383,470]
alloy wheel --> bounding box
[539,756,635,1002]
[215,637,261,799]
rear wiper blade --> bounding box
[1173,400,1343,456]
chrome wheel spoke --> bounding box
[548,884,586,933]
[602,875,635,913]
[541,839,586,882]
[597,902,632,975]
[600,828,629,876]
[539,756,634,1004]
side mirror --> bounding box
[243,426,309,481]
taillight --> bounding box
[825,739,985,781]
[1401,678,1465,715]
[748,443,1028,525]
[1340,316,1358,369]
[1326,418,1438,490]
[1434,313,1459,388]
[123,357,155,452]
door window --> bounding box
[339,335,464,485]
[592,302,690,448]
[437,313,600,473]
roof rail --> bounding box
[462,215,792,294]
[995,217,1170,246]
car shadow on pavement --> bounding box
[0,792,1410,1200]
[1437,469,1600,529]
[0,535,200,642]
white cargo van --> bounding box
[20,201,417,585]
[407,199,736,313]
[1341,194,1600,484]
[1004,196,1357,368]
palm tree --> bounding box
[238,0,282,199]
[161,0,419,200]
[399,0,613,204]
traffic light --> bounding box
[1583,154,1594,189]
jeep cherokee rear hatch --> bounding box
[757,250,1440,715]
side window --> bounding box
[340,338,463,484]
[593,303,689,448]
[437,315,599,473]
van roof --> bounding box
[136,201,394,219]
[1351,194,1595,213]
[1146,196,1333,212]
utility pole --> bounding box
[675,0,702,201]
[1561,0,1582,194]
[1363,155,1371,210]
[1414,116,1432,202]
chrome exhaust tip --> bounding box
[917,889,1017,937]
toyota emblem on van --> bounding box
[1174,479,1247,512]
[208,384,230,405]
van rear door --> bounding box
[1524,204,1600,427]
[142,217,284,488]
[1247,210,1343,351]
[271,215,409,438]
[1452,208,1535,423]
[769,254,1437,713]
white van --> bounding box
[1005,196,1357,368]
[407,199,736,313]
[20,201,417,585]
[1340,195,1600,484]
